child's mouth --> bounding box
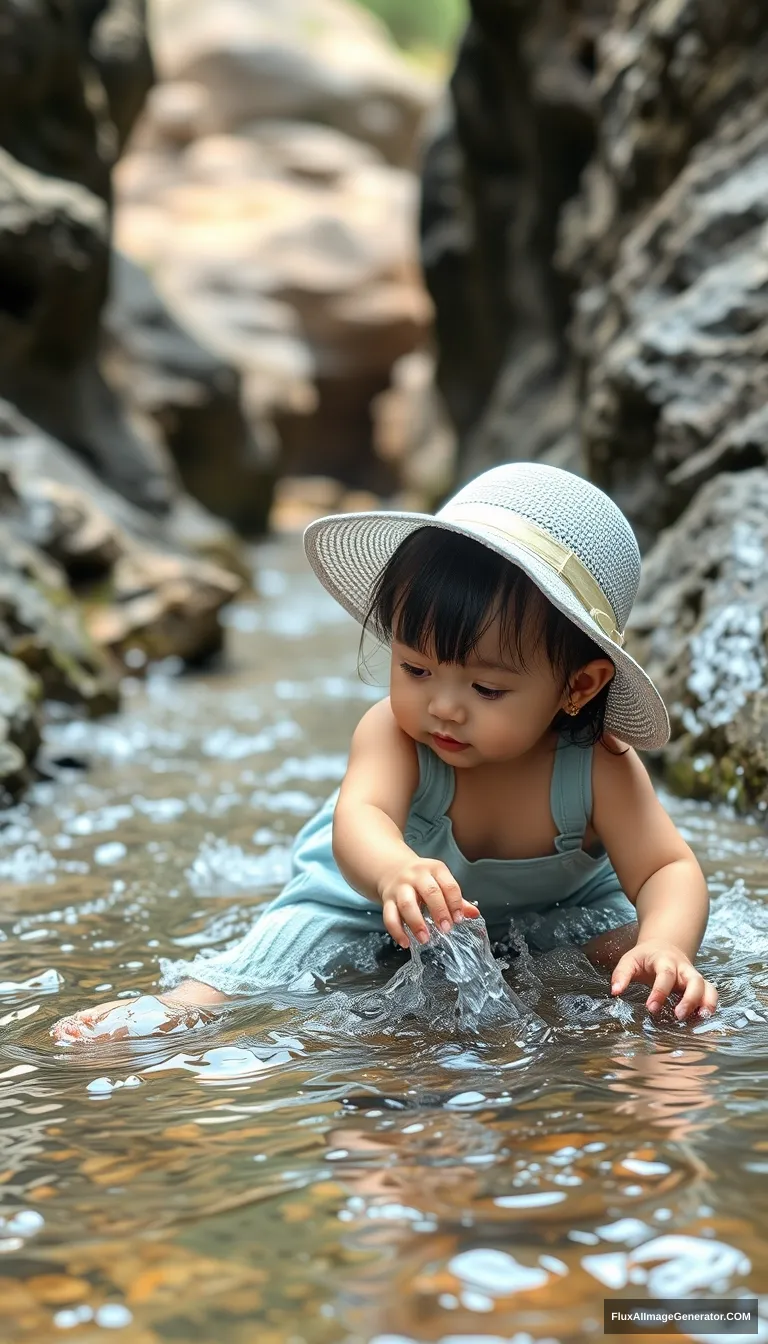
[432,734,469,752]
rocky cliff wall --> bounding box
[0,0,251,799]
[422,0,768,809]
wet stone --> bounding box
[632,467,768,810]
[0,522,120,717]
[0,652,42,801]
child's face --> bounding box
[389,614,579,766]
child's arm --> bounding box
[591,740,718,1020]
[333,698,478,946]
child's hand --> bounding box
[378,858,480,948]
[611,939,718,1020]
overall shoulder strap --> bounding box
[550,738,592,851]
[411,741,456,821]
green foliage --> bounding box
[358,0,466,51]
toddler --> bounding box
[53,462,718,1040]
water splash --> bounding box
[312,915,549,1041]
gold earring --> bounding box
[564,699,579,717]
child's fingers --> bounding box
[674,968,715,1021]
[382,899,410,949]
[433,864,465,924]
[673,966,704,1019]
[611,952,639,996]
[697,980,719,1019]
[397,888,431,944]
[645,963,677,1014]
[462,899,481,919]
[416,876,454,934]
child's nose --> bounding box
[428,689,466,723]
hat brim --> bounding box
[304,509,670,751]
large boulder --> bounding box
[116,130,433,493]
[0,400,243,675]
[113,0,438,498]
[423,0,768,506]
[139,0,434,168]
[0,0,112,198]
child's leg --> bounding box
[51,979,230,1042]
[51,900,390,1042]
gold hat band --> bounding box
[440,502,625,648]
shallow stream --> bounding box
[1,538,767,1343]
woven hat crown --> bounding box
[444,463,641,632]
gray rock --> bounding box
[422,0,768,807]
[0,397,244,578]
[0,519,120,716]
[90,0,155,152]
[631,468,768,809]
[420,0,609,481]
[103,250,275,533]
[559,3,768,545]
[0,400,245,675]
[143,0,434,168]
[0,0,112,198]
[0,146,109,375]
[0,142,179,515]
[573,96,768,546]
[0,651,42,774]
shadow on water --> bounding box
[0,538,766,1342]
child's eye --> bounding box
[473,684,507,700]
[401,662,428,679]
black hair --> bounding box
[363,527,614,746]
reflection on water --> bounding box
[0,538,767,1343]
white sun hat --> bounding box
[304,461,669,750]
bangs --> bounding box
[365,527,543,671]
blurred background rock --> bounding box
[1,0,768,810]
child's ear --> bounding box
[569,659,615,709]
